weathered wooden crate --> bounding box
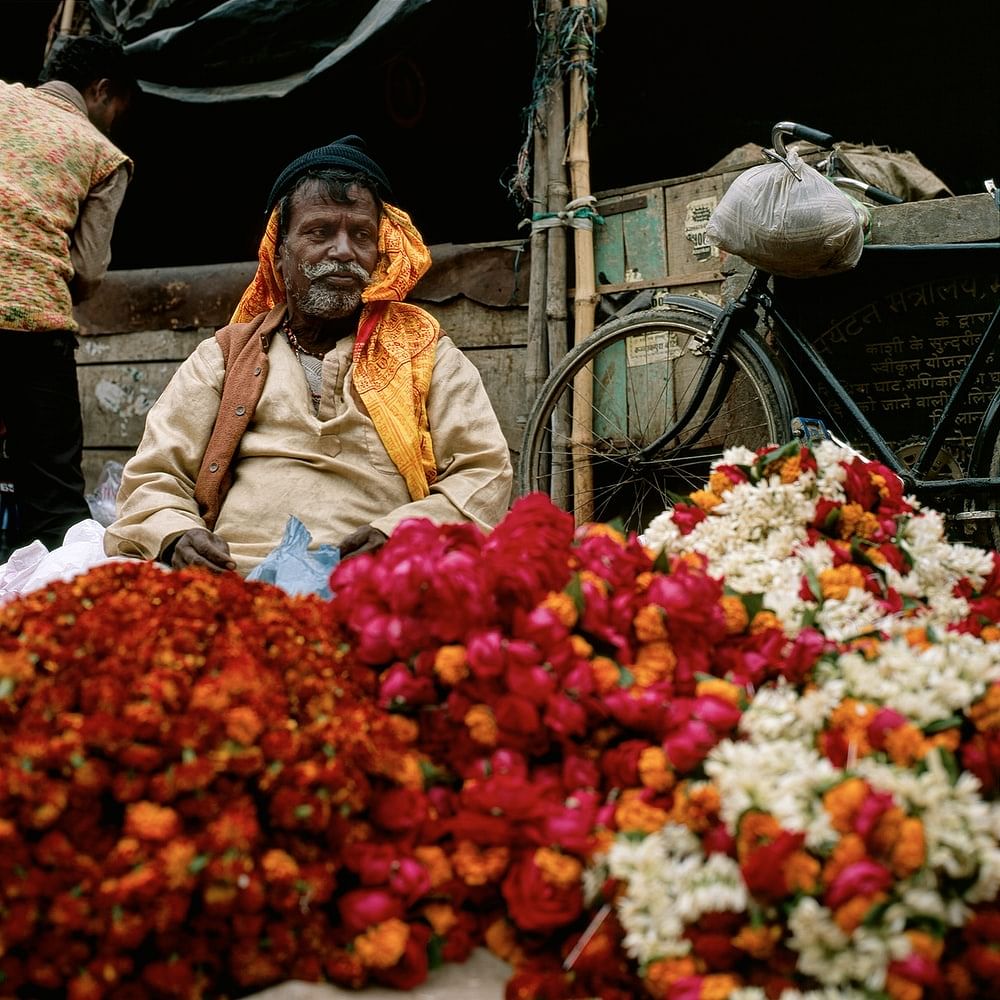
[592,146,770,306]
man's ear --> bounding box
[274,240,285,278]
[85,78,112,103]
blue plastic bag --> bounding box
[245,516,340,599]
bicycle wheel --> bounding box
[518,298,794,535]
[968,392,1000,551]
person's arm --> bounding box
[103,338,228,563]
[366,336,514,541]
[69,164,130,303]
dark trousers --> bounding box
[0,329,90,561]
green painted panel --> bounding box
[622,186,668,283]
[592,187,671,440]
[594,199,626,284]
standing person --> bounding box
[104,135,513,574]
[0,34,137,563]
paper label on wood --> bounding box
[685,195,719,262]
[625,331,684,367]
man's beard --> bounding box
[295,260,371,318]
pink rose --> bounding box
[337,888,404,935]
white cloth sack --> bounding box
[705,149,867,278]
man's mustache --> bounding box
[301,260,371,283]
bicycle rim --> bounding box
[970,396,1000,550]
[518,302,793,536]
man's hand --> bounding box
[338,525,388,560]
[167,528,237,572]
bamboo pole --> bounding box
[44,0,76,62]
[522,9,555,422]
[543,0,568,377]
[59,0,77,34]
[566,0,597,523]
[543,0,572,506]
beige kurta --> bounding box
[104,331,513,575]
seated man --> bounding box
[104,136,513,574]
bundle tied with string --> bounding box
[522,195,604,234]
[705,148,870,279]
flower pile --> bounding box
[1,439,999,999]
[0,565,424,997]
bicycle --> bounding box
[517,121,1000,546]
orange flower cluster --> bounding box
[0,562,419,998]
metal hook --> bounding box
[763,120,804,180]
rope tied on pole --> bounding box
[521,195,604,233]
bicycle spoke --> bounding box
[519,304,792,536]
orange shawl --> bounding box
[230,203,440,500]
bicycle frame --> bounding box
[641,243,1000,516]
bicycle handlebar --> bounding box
[772,121,834,157]
[770,120,905,205]
[832,176,904,205]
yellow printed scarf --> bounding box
[231,202,439,500]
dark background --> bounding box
[3,0,998,270]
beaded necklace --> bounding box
[283,321,328,360]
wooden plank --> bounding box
[868,192,999,245]
[593,272,722,295]
[75,263,255,336]
[79,361,184,448]
[421,300,528,349]
[599,195,648,218]
[621,185,668,285]
[462,346,525,460]
[78,328,210,366]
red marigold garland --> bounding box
[0,561,421,998]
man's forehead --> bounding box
[288,182,379,219]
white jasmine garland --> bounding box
[731,991,871,1000]
[833,633,1000,727]
[593,441,1000,995]
[786,897,910,991]
[813,586,885,642]
[643,441,1000,640]
[855,752,1000,905]
[602,823,747,966]
[738,678,846,745]
[704,739,840,848]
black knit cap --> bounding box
[264,135,393,216]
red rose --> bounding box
[600,740,648,788]
[543,692,587,739]
[445,809,514,845]
[672,502,708,534]
[501,854,583,933]
[741,830,807,901]
[461,773,551,822]
[370,786,429,836]
[494,694,542,740]
[389,857,432,906]
[342,842,398,884]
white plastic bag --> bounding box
[85,460,124,527]
[705,150,867,278]
[0,520,125,603]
